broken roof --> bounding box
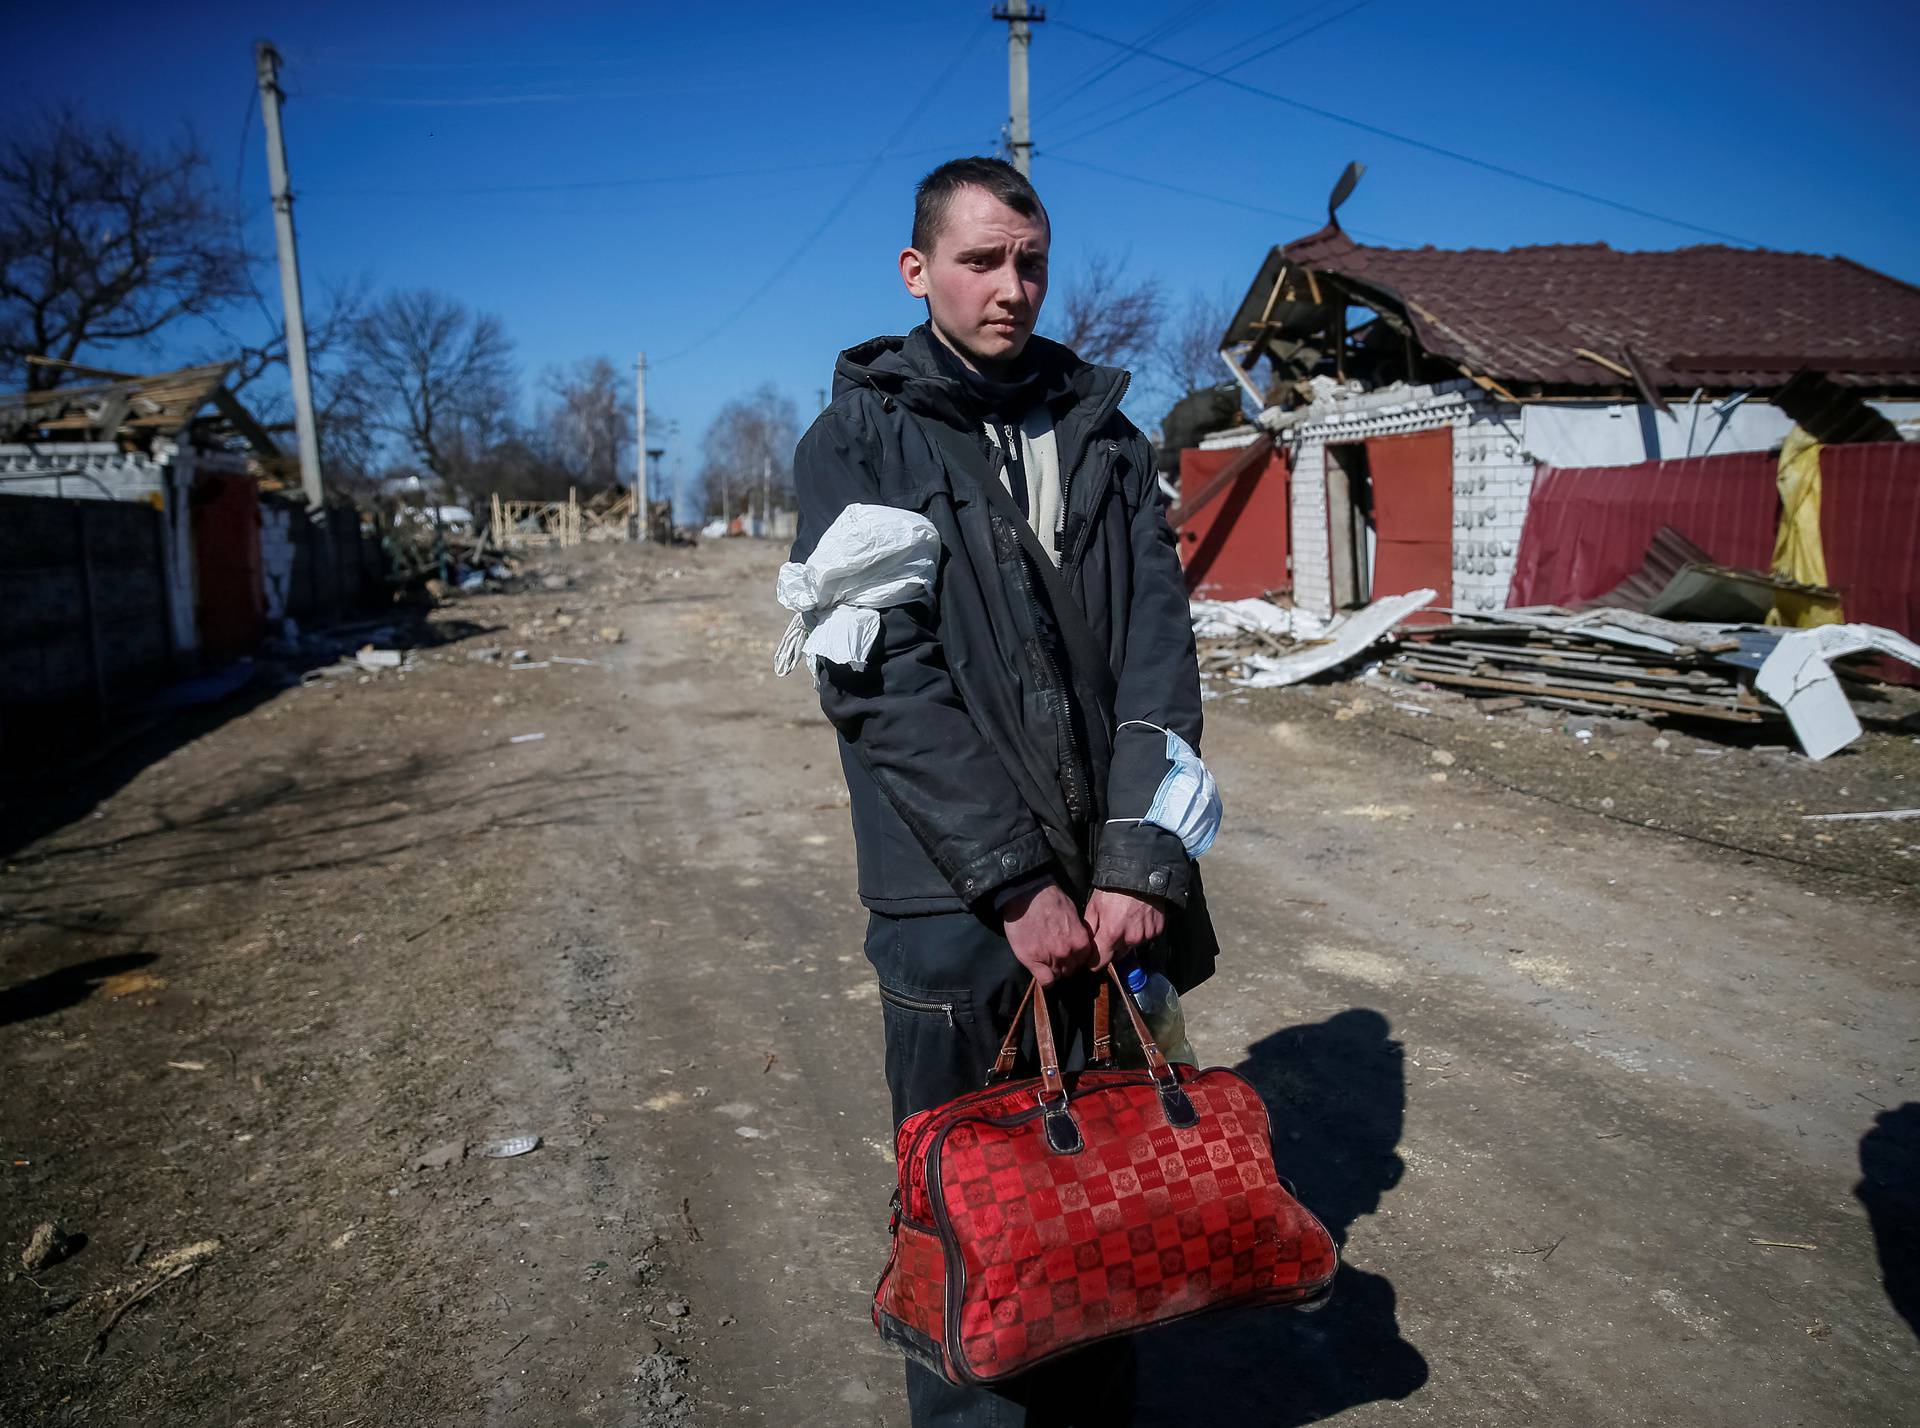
[1227,225,1920,395]
[0,360,279,455]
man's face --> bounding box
[899,185,1049,374]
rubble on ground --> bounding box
[1193,592,1920,761]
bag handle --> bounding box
[982,966,1198,1138]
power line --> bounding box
[1051,18,1763,245]
[656,25,990,364]
[1046,153,1414,244]
[1048,0,1380,152]
[1037,0,1219,121]
[304,145,970,200]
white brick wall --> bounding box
[1450,405,1533,613]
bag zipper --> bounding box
[877,985,956,1026]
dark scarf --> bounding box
[921,324,1051,426]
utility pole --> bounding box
[993,2,1044,177]
[634,351,648,540]
[254,42,325,511]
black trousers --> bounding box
[865,909,1137,1428]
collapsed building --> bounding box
[1176,172,1920,633]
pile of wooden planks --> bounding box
[1386,608,1782,725]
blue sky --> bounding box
[14,1,1920,509]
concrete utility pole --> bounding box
[993,2,1044,177]
[634,351,648,539]
[254,41,325,510]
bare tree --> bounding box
[0,110,254,390]
[543,356,634,492]
[348,288,516,485]
[1049,252,1162,371]
[1155,286,1236,402]
[699,383,799,520]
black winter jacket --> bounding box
[790,325,1217,991]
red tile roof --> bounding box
[1273,225,1920,392]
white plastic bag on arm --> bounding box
[774,503,941,686]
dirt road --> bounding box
[4,539,1916,1426]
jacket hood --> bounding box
[831,325,1127,429]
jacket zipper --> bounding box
[1039,369,1128,829]
[1010,539,1091,826]
[1054,370,1130,559]
[878,985,956,1025]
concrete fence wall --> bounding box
[0,492,174,720]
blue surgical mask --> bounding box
[1118,721,1222,858]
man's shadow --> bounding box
[1858,1102,1920,1340]
[1134,1008,1429,1424]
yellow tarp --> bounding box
[1767,426,1844,628]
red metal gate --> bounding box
[1176,443,1291,599]
[1366,428,1452,619]
[192,472,267,658]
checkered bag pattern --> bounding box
[874,1064,1337,1385]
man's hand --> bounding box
[1000,881,1096,986]
[1083,889,1167,971]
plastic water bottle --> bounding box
[1113,963,1198,1069]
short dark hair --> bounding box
[912,156,1049,254]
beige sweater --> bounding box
[981,407,1063,564]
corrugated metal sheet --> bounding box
[1819,442,1920,681]
[1507,455,1779,607]
[1510,442,1920,683]
[1228,227,1920,392]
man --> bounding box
[789,156,1217,1425]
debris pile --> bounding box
[1191,592,1920,761]
[1192,590,1434,689]
[1388,609,1779,726]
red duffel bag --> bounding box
[873,965,1337,1385]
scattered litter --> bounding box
[550,656,600,666]
[1802,808,1920,823]
[509,661,551,672]
[733,1126,770,1139]
[1338,804,1412,820]
[356,647,403,671]
[597,626,625,644]
[478,1135,541,1159]
[509,732,547,744]
[165,1060,208,1072]
[1748,1237,1818,1251]
[22,1222,78,1273]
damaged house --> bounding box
[0,360,381,729]
[1179,178,1920,630]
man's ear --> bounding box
[899,246,931,299]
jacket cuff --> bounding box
[992,868,1056,913]
[1092,822,1193,907]
[950,828,1055,908]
